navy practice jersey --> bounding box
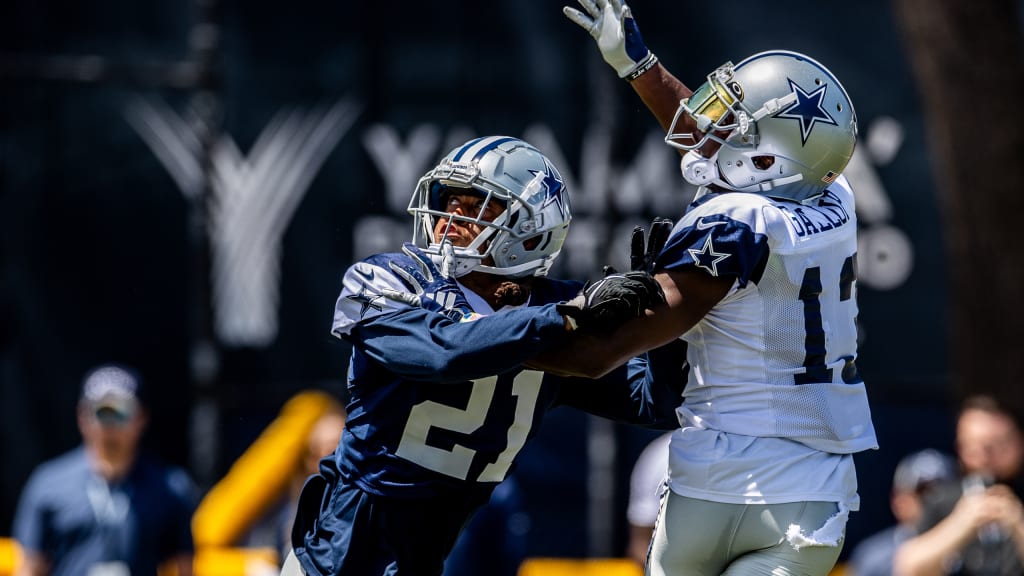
[327,250,686,500]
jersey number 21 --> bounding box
[396,370,543,482]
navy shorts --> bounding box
[292,475,493,576]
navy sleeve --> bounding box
[553,339,688,429]
[655,214,769,288]
[346,304,571,383]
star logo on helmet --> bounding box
[688,235,730,276]
[530,161,567,213]
[774,79,838,145]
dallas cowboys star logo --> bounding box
[774,79,838,145]
[346,287,385,317]
[529,161,567,212]
[688,235,730,276]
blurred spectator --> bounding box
[12,364,198,576]
[895,395,1024,575]
[847,449,956,576]
[625,432,672,568]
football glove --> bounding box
[557,271,665,333]
[601,216,674,277]
[563,0,658,80]
[383,242,477,322]
[630,217,673,274]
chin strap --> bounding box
[680,151,720,187]
[437,239,456,278]
[680,150,805,193]
[758,173,804,192]
[473,259,546,278]
[430,247,477,278]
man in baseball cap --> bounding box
[847,449,956,576]
[13,363,197,576]
[892,449,957,495]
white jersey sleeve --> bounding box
[656,177,877,454]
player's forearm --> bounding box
[355,306,571,382]
[628,63,694,134]
[528,271,704,378]
[527,332,631,378]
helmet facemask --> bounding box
[666,62,749,152]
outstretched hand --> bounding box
[383,243,477,322]
[563,0,657,79]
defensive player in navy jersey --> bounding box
[527,2,880,575]
[282,136,677,576]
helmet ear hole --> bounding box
[752,155,775,170]
[522,234,543,251]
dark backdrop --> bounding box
[1,0,965,562]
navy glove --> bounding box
[383,242,477,322]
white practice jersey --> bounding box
[655,176,878,508]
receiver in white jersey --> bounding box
[654,175,878,511]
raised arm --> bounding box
[563,0,697,136]
[629,63,694,134]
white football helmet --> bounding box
[409,136,572,278]
[666,50,858,203]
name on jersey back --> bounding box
[775,190,851,238]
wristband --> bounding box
[625,52,659,82]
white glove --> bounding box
[563,0,658,80]
[384,242,477,322]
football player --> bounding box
[532,2,881,575]
[282,136,681,576]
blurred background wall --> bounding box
[2,0,1016,562]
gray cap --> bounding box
[892,449,956,492]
